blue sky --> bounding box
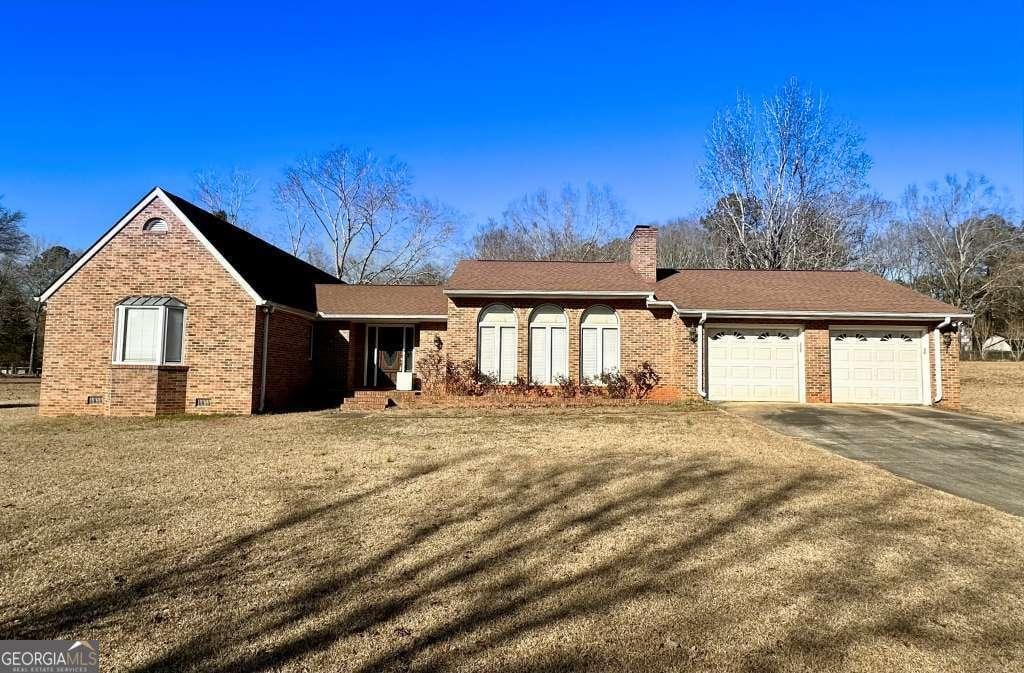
[1,1,1021,250]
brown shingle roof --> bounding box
[316,284,447,317]
[164,191,341,312]
[446,260,651,293]
[654,269,968,315]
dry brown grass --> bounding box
[0,379,39,406]
[1,405,1022,673]
[961,361,1024,424]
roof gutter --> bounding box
[444,289,651,298]
[317,313,447,321]
[671,308,973,320]
[697,311,708,398]
[258,304,273,413]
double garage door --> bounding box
[707,325,927,405]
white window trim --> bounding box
[528,305,568,385]
[579,306,621,384]
[477,304,517,383]
[112,305,187,365]
[704,322,806,404]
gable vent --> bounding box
[143,218,168,233]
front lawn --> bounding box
[1,406,1022,672]
[961,360,1024,423]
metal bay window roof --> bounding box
[118,296,186,307]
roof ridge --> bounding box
[161,188,340,283]
[468,258,627,264]
[663,267,865,273]
[317,283,444,288]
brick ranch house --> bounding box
[37,187,970,416]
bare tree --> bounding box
[900,174,1022,316]
[277,147,457,283]
[657,217,716,268]
[471,183,631,261]
[1004,319,1024,361]
[698,78,880,270]
[193,169,259,230]
[273,179,312,257]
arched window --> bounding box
[477,304,517,383]
[528,304,568,384]
[143,218,168,233]
[580,306,620,383]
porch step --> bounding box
[341,389,423,410]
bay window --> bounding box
[113,296,186,365]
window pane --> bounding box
[550,327,568,381]
[478,326,497,378]
[530,326,549,384]
[123,308,160,362]
[581,328,599,382]
[499,326,517,383]
[164,308,184,363]
[602,328,620,374]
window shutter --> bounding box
[581,328,599,382]
[499,326,517,382]
[550,327,567,381]
[124,309,160,362]
[530,326,548,384]
[602,328,620,373]
[479,326,497,378]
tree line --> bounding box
[0,198,77,370]
[1,77,1021,370]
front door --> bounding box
[370,326,413,388]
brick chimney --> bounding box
[628,225,658,282]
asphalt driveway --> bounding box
[724,403,1024,516]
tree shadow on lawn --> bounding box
[5,445,1023,672]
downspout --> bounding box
[697,311,708,398]
[259,305,273,413]
[933,316,951,404]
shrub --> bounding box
[418,336,446,393]
[554,375,580,398]
[599,362,662,399]
[629,361,662,399]
[599,370,632,398]
[442,359,495,396]
[508,376,551,397]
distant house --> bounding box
[983,336,1013,354]
[36,188,970,416]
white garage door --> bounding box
[707,327,802,402]
[830,329,926,404]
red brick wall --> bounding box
[628,226,658,282]
[804,322,832,403]
[40,197,259,416]
[106,365,188,416]
[256,308,317,411]
[445,297,689,395]
[932,325,962,410]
